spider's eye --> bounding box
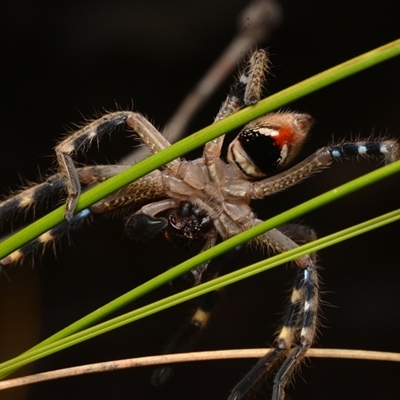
[228,112,313,178]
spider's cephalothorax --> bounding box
[0,49,399,399]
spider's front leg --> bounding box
[55,111,178,220]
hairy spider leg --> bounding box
[0,165,132,223]
[215,49,268,121]
[0,209,91,272]
[151,245,244,386]
[151,222,319,388]
[0,166,162,270]
[223,130,400,200]
[229,260,319,400]
[0,174,66,223]
[53,110,180,220]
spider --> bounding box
[0,49,399,399]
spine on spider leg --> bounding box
[0,209,91,272]
[151,246,243,386]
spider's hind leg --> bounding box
[0,165,130,272]
[0,209,92,272]
[152,245,243,386]
[278,223,317,244]
[229,224,319,400]
[229,259,319,400]
[0,173,67,224]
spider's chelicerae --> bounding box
[0,49,399,399]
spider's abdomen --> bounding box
[228,112,313,178]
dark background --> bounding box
[1,1,399,399]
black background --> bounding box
[1,1,399,399]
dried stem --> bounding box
[0,348,398,391]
